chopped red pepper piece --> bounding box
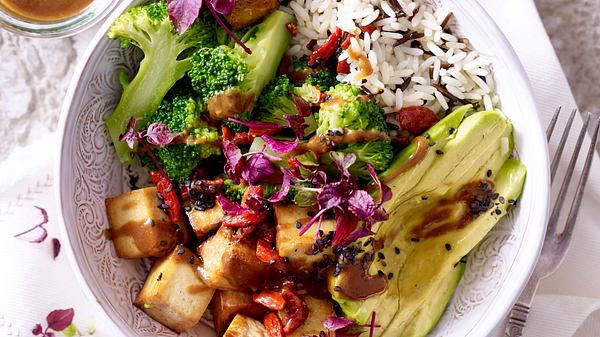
[253,290,286,311]
[264,312,285,337]
[150,171,181,223]
[279,286,309,334]
[340,33,352,50]
[337,60,350,74]
[308,28,343,67]
[398,106,439,134]
[256,239,287,272]
[278,55,292,76]
[360,24,376,35]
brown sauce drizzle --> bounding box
[347,46,373,80]
[335,261,387,300]
[207,89,255,121]
[298,129,388,155]
[411,179,496,239]
[384,136,430,181]
[111,219,175,256]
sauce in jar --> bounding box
[0,0,93,21]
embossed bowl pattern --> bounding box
[56,1,549,336]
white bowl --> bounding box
[56,1,549,336]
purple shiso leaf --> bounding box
[261,134,299,154]
[368,164,392,204]
[208,0,234,16]
[242,153,277,184]
[311,170,328,187]
[283,114,306,139]
[167,0,202,34]
[347,190,375,219]
[32,324,43,335]
[205,3,252,54]
[228,117,285,132]
[281,167,306,183]
[267,174,291,203]
[332,210,359,246]
[244,144,282,162]
[217,195,246,215]
[317,181,345,210]
[223,139,244,183]
[46,308,75,331]
[118,117,138,149]
[145,122,178,146]
[329,152,356,177]
[323,316,357,331]
[244,186,265,212]
[14,206,49,243]
[52,238,61,260]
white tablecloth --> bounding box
[1,0,598,336]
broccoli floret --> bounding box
[291,55,308,73]
[144,86,221,182]
[292,83,322,104]
[316,84,387,134]
[253,75,318,137]
[305,69,338,92]
[188,11,295,119]
[337,141,394,179]
[221,179,279,202]
[106,0,218,163]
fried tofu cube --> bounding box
[134,245,215,333]
[286,296,334,337]
[274,204,336,271]
[197,226,270,291]
[185,200,224,239]
[106,187,177,258]
[223,314,268,337]
[212,290,268,336]
[225,0,279,30]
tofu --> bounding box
[286,296,335,337]
[197,226,270,291]
[185,200,224,240]
[225,0,279,31]
[134,245,215,333]
[212,290,268,336]
[274,204,336,271]
[106,187,177,258]
[223,314,268,337]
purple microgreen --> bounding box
[145,122,178,146]
[167,0,203,34]
[368,164,392,205]
[118,117,138,149]
[329,152,357,178]
[228,117,285,132]
[14,205,49,243]
[267,173,291,203]
[342,227,376,246]
[281,166,306,183]
[245,185,266,212]
[283,114,306,139]
[207,0,234,16]
[298,207,327,236]
[292,94,312,117]
[332,209,359,246]
[347,190,375,219]
[205,2,252,54]
[312,170,328,187]
[244,144,282,162]
[368,311,377,337]
[138,138,168,178]
[323,316,357,332]
[46,308,75,331]
[242,152,277,184]
[217,195,246,215]
[261,134,299,154]
[317,181,346,210]
[52,238,61,260]
[223,139,244,183]
[32,324,43,335]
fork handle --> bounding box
[505,302,531,337]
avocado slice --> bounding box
[402,262,465,337]
[332,109,526,337]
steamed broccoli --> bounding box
[316,84,392,178]
[253,75,317,137]
[305,68,338,92]
[188,11,295,120]
[221,179,279,202]
[143,86,221,182]
[317,84,387,134]
[106,0,218,163]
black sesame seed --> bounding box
[319,230,324,237]
[435,149,444,155]
[388,272,394,280]
[421,196,428,200]
[378,270,385,277]
[157,272,163,281]
[176,248,185,255]
[499,196,505,204]
[377,252,386,260]
[333,286,342,292]
[411,237,420,242]
[159,240,167,246]
[295,220,302,229]
[188,256,195,264]
[183,205,192,212]
[429,141,436,146]
[495,208,502,215]
[334,130,344,136]
[445,243,452,251]
[449,127,455,134]
[508,199,515,204]
[394,247,400,255]
[486,169,492,178]
[424,133,431,139]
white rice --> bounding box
[282,0,498,114]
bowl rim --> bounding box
[55,0,549,336]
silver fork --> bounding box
[504,107,600,337]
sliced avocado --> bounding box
[332,109,526,337]
[402,262,465,337]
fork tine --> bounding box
[546,113,592,241]
[557,115,600,248]
[547,106,562,141]
[550,109,578,181]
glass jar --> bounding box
[0,0,119,38]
